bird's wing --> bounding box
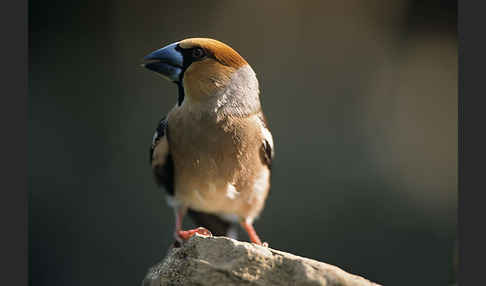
[150,116,175,195]
[258,113,274,169]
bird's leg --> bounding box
[240,219,267,246]
[173,205,212,245]
[173,205,187,245]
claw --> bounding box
[178,227,213,241]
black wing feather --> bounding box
[150,116,175,196]
[150,116,169,163]
[258,113,274,169]
[262,140,273,169]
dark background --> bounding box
[29,1,457,285]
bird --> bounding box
[143,38,274,246]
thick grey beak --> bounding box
[143,42,183,82]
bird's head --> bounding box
[143,38,259,110]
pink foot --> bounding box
[178,227,212,241]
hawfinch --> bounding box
[143,38,274,246]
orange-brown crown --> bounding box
[179,38,248,69]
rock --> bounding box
[142,234,381,286]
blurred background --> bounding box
[29,1,457,285]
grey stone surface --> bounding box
[142,235,381,286]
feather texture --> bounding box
[145,38,273,245]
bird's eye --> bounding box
[192,48,205,59]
